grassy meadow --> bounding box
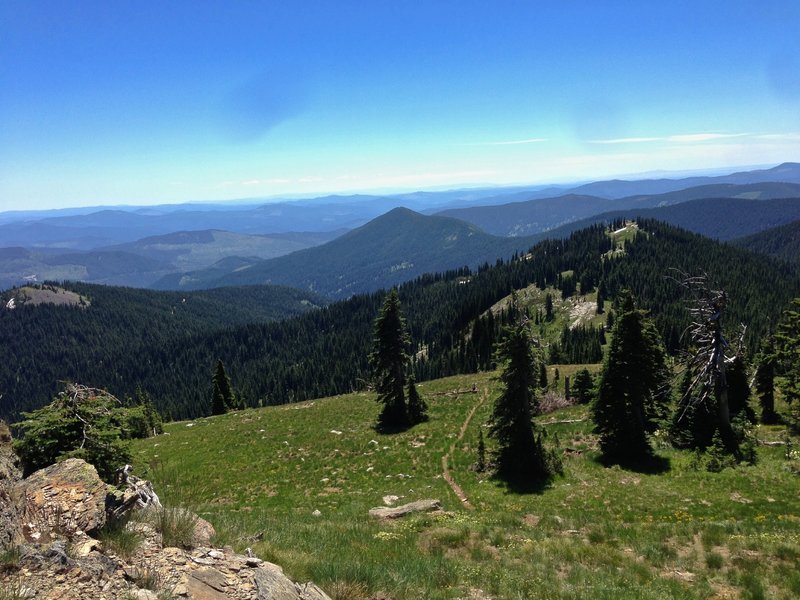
[131,371,800,599]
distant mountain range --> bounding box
[1,162,799,293]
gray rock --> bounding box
[254,563,303,599]
[368,498,442,519]
[17,458,107,542]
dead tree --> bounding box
[674,273,746,457]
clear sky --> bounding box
[1,1,799,211]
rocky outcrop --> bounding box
[0,427,331,600]
[16,457,108,543]
[368,498,442,519]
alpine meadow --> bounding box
[3,3,800,599]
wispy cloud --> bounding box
[589,132,751,144]
[465,137,548,146]
[667,133,750,142]
[754,132,800,141]
[588,136,661,145]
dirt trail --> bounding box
[441,388,487,510]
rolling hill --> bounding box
[151,208,539,297]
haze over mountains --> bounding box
[1,162,799,294]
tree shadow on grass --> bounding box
[595,452,671,474]
[494,474,554,495]
[373,422,413,435]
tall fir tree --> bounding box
[211,359,236,416]
[776,298,800,406]
[370,290,411,429]
[754,337,778,424]
[592,292,671,463]
[488,320,557,483]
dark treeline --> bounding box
[2,220,798,422]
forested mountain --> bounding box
[151,208,538,297]
[732,219,800,263]
[438,183,800,237]
[3,220,797,423]
[0,283,324,420]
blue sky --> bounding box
[1,1,799,211]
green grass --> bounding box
[96,517,143,559]
[132,371,800,599]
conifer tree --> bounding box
[406,374,428,425]
[596,282,605,314]
[538,360,548,389]
[488,320,557,483]
[13,383,132,482]
[670,367,716,449]
[776,298,800,406]
[370,290,410,429]
[754,337,778,424]
[211,359,236,416]
[572,368,594,404]
[592,292,671,463]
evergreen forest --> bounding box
[1,219,799,422]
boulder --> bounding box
[16,458,107,542]
[368,498,442,519]
[193,514,217,547]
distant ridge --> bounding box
[532,197,800,242]
[438,182,800,237]
[567,162,800,198]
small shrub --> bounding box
[538,390,574,414]
[97,516,142,559]
[740,572,766,600]
[326,580,371,600]
[129,564,176,599]
[700,525,725,549]
[706,431,737,473]
[0,546,21,572]
[705,551,724,570]
[149,507,198,549]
